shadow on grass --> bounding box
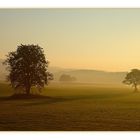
[0,94,51,100]
[0,92,131,106]
[0,94,74,106]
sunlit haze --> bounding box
[0,9,140,71]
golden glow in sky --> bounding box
[0,9,140,71]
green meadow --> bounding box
[0,82,140,131]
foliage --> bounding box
[3,44,53,94]
[123,69,140,92]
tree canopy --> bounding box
[123,69,140,92]
[4,44,53,94]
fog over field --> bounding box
[0,59,7,82]
[0,59,126,85]
[50,67,126,85]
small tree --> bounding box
[4,44,53,95]
[123,69,140,92]
[59,74,76,82]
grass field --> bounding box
[0,83,140,131]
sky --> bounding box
[0,9,140,71]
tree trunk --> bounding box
[26,85,31,95]
[134,84,138,93]
[25,73,31,95]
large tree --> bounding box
[123,69,140,92]
[4,44,53,94]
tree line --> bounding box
[3,44,140,95]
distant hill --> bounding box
[0,59,127,85]
[51,68,127,85]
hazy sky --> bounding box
[0,9,140,71]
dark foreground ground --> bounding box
[0,83,140,131]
